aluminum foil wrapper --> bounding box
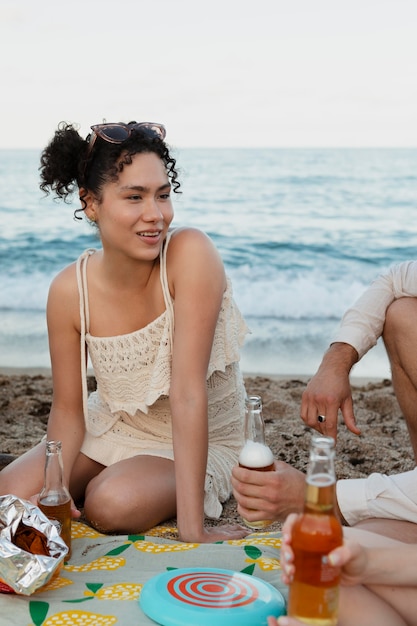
[0,494,68,595]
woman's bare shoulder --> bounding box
[49,261,78,293]
[168,227,220,258]
[167,228,225,292]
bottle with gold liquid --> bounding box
[38,440,72,560]
[287,433,343,625]
[238,395,274,529]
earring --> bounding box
[89,214,96,222]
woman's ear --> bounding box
[79,188,98,222]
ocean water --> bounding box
[1,147,416,377]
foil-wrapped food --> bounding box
[0,494,68,595]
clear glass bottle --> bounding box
[37,440,72,560]
[238,395,274,529]
[287,433,343,625]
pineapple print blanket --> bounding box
[0,521,287,625]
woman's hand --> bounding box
[30,494,82,520]
[327,542,368,587]
[280,513,369,588]
[179,523,249,543]
[279,513,299,584]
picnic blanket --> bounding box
[1,521,287,625]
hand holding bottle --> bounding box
[286,434,343,625]
[238,395,275,529]
[31,494,81,519]
[281,514,369,587]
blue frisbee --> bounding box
[139,567,286,626]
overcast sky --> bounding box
[1,0,417,148]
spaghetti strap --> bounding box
[76,249,95,427]
[160,230,175,352]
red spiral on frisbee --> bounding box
[167,571,259,608]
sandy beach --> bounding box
[0,369,415,531]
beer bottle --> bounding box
[287,433,343,625]
[38,440,72,560]
[238,395,274,529]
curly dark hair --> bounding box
[39,121,181,220]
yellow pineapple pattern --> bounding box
[133,539,198,553]
[226,536,282,549]
[42,610,117,625]
[84,582,143,601]
[36,576,74,593]
[65,555,126,572]
[71,521,106,539]
[146,526,178,537]
[245,556,282,571]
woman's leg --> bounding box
[353,518,417,543]
[69,452,105,503]
[344,526,404,546]
[0,441,46,498]
[0,442,105,507]
[338,527,417,626]
[383,297,417,462]
[83,455,177,533]
[339,585,408,626]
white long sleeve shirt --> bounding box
[332,261,417,523]
[337,469,417,525]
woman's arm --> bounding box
[334,542,417,588]
[46,265,86,488]
[167,228,246,542]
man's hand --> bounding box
[231,461,305,523]
[300,343,361,440]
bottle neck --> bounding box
[244,395,265,444]
[304,476,337,514]
[40,441,70,499]
[304,434,337,514]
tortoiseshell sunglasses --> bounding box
[86,122,166,158]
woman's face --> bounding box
[90,151,174,261]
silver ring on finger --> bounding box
[317,415,326,423]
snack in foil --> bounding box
[0,494,68,595]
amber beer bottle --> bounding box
[287,434,343,625]
[238,395,274,529]
[38,440,72,560]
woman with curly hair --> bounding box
[0,121,249,543]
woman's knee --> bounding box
[83,457,177,533]
[383,298,417,359]
[83,474,127,532]
[384,298,417,336]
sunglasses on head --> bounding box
[86,122,166,158]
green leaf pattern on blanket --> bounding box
[29,600,49,626]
